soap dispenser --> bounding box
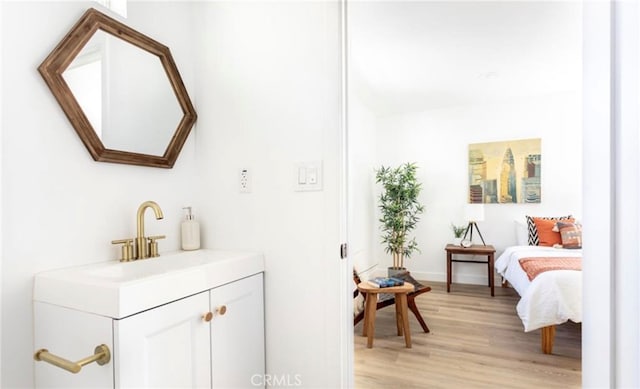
[181,207,201,251]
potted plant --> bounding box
[375,162,425,276]
[451,223,467,246]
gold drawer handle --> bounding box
[34,344,111,374]
[203,312,213,322]
[217,305,227,316]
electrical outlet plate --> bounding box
[239,168,251,193]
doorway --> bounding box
[346,1,584,386]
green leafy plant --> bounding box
[375,162,425,270]
[451,224,467,238]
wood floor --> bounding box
[354,281,581,388]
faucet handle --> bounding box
[111,239,134,262]
[147,235,166,258]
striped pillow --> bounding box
[526,215,573,246]
[556,221,582,249]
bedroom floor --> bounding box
[354,281,581,388]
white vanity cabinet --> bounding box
[114,274,265,388]
[33,250,265,389]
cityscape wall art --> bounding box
[468,138,541,204]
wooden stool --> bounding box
[357,282,414,348]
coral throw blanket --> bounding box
[518,257,582,281]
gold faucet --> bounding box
[135,201,164,259]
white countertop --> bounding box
[33,249,264,319]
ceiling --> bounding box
[348,1,583,115]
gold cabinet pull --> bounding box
[216,305,227,316]
[202,312,213,322]
[34,344,111,374]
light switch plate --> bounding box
[294,161,322,192]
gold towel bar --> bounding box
[34,344,111,374]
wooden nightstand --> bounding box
[445,244,496,296]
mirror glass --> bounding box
[64,31,182,156]
[39,8,197,168]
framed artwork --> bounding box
[468,138,541,204]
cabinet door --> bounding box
[114,291,211,388]
[210,273,265,388]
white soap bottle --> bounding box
[181,207,201,251]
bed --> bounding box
[495,244,582,354]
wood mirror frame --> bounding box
[38,8,197,168]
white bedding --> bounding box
[495,245,582,332]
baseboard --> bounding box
[370,268,494,286]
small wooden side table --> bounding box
[445,244,496,296]
[357,282,414,348]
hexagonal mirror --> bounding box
[38,8,197,168]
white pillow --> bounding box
[515,219,528,246]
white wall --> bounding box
[582,2,640,387]
[193,2,344,387]
[612,4,640,385]
[1,2,198,387]
[348,94,377,276]
[373,93,582,283]
[0,1,4,384]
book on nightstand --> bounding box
[367,277,404,288]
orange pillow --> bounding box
[533,217,575,246]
